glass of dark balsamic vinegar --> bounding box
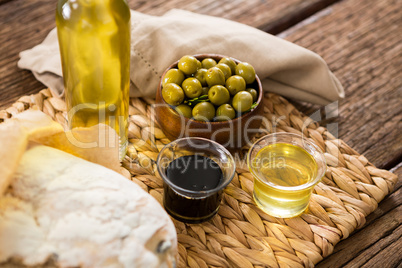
[157,138,236,224]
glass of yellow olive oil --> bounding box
[247,133,326,218]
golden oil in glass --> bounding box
[252,143,318,218]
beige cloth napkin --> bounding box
[18,9,344,105]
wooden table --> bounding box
[0,0,400,267]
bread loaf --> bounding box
[0,111,177,268]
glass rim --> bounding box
[247,132,326,191]
[156,137,236,196]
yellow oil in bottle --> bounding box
[56,0,131,159]
[252,143,318,218]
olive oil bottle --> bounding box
[56,0,131,159]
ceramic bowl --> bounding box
[155,54,264,149]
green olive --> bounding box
[235,62,256,84]
[192,102,215,121]
[208,85,230,106]
[182,77,203,98]
[225,75,246,95]
[178,55,200,75]
[218,57,237,74]
[202,58,217,69]
[162,68,185,87]
[194,68,208,86]
[201,86,210,96]
[246,88,258,102]
[162,83,185,106]
[232,91,253,112]
[175,104,193,118]
[216,104,236,121]
[215,63,232,80]
[205,67,225,87]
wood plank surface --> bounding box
[128,0,340,34]
[0,0,338,111]
[276,0,401,266]
[281,0,402,170]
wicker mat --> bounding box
[1,88,398,268]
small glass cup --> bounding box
[247,133,326,218]
[157,137,236,224]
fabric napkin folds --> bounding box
[18,9,344,105]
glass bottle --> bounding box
[56,0,131,159]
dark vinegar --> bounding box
[164,155,223,223]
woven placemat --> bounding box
[1,89,398,268]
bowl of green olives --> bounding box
[155,54,264,148]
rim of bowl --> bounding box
[156,137,236,197]
[157,54,264,125]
